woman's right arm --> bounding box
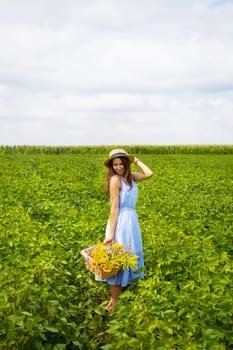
[132,157,153,181]
[103,176,120,245]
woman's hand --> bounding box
[132,156,153,180]
[103,235,114,245]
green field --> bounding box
[0,146,233,349]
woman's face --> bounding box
[112,157,124,176]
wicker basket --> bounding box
[81,246,120,279]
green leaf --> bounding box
[44,326,59,333]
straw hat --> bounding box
[104,148,135,167]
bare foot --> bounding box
[105,298,116,312]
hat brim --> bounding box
[104,154,135,167]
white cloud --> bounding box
[0,0,232,145]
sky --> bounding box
[0,0,233,146]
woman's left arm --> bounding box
[132,157,153,181]
[103,175,120,244]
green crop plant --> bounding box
[0,147,232,349]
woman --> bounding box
[102,148,153,312]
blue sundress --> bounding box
[98,177,144,287]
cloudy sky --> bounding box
[0,0,233,146]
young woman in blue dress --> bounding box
[103,148,153,312]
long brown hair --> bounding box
[105,157,133,194]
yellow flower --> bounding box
[101,264,112,272]
[112,243,124,251]
[112,263,120,269]
[90,261,98,268]
[89,242,139,273]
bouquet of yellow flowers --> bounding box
[81,243,139,279]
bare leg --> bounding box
[106,285,123,312]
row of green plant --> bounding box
[0,152,232,349]
[0,144,233,155]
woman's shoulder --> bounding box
[109,175,122,193]
[110,175,121,184]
